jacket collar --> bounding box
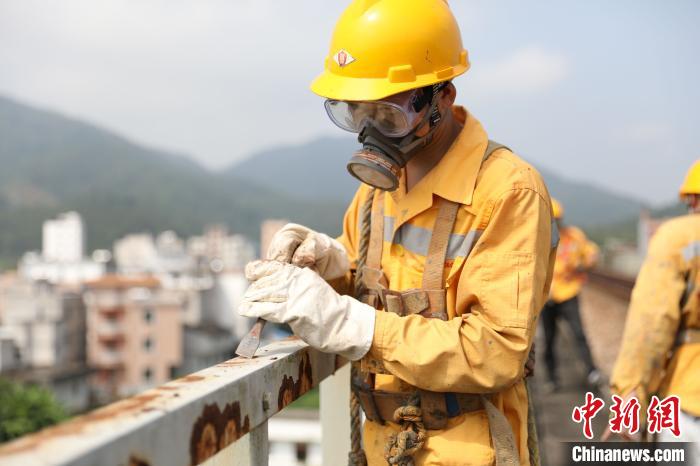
[429,106,489,206]
[387,106,489,236]
[390,106,488,205]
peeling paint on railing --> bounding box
[0,337,343,466]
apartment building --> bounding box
[84,275,183,402]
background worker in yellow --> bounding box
[240,0,556,464]
[609,160,700,451]
[541,199,600,392]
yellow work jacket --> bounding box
[338,107,556,466]
[549,226,599,303]
[611,213,700,417]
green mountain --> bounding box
[225,137,363,205]
[0,95,345,267]
[227,137,647,228]
[0,93,656,269]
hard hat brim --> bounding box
[310,64,469,101]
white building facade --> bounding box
[43,211,84,263]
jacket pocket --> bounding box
[479,251,535,329]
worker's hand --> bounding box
[266,223,350,280]
[239,260,375,361]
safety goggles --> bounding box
[324,89,426,138]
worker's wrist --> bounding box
[340,298,377,360]
[368,310,397,360]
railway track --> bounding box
[587,268,636,301]
[533,268,636,465]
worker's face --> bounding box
[685,194,700,213]
[342,82,456,191]
[351,89,427,137]
[325,88,426,138]
[412,83,457,138]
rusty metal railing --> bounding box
[0,337,348,466]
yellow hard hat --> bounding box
[679,159,700,198]
[551,198,564,219]
[310,0,469,101]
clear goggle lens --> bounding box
[324,94,423,138]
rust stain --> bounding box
[219,403,250,449]
[0,393,162,456]
[0,342,316,459]
[181,375,205,383]
[84,394,161,423]
[189,402,250,466]
[191,405,218,466]
[129,455,150,466]
[277,352,313,410]
[298,352,313,394]
[216,360,249,367]
[278,375,295,410]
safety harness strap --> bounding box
[676,328,700,345]
[422,198,460,290]
[484,140,508,161]
[351,384,484,429]
[482,396,521,466]
[672,263,698,346]
[416,198,460,429]
[679,264,697,309]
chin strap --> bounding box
[393,82,447,157]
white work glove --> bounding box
[266,223,350,280]
[239,260,375,361]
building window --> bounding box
[143,338,153,352]
[143,367,153,383]
[143,308,154,323]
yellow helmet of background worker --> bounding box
[679,159,700,198]
[552,198,564,219]
[310,0,469,101]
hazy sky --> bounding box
[1,1,698,205]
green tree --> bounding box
[0,378,68,443]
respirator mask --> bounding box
[324,82,447,191]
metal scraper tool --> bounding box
[235,260,316,358]
[235,318,266,358]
